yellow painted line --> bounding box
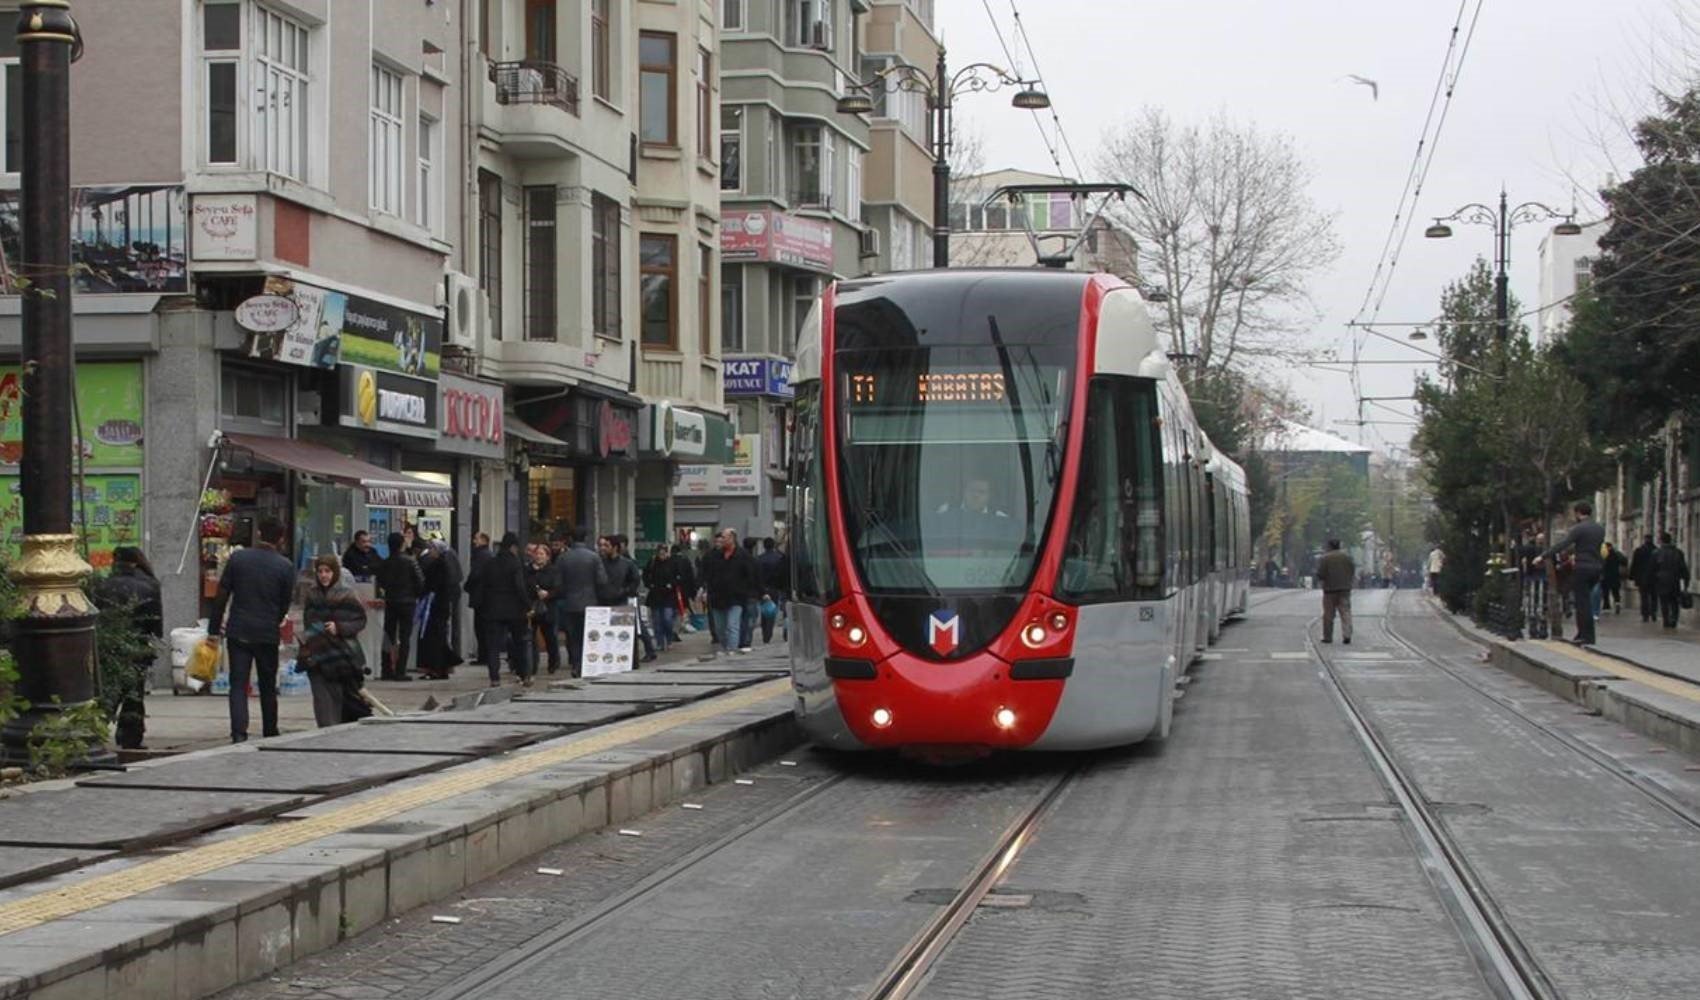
[0,678,791,936]
[1529,640,1700,705]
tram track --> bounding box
[1306,616,1560,1000]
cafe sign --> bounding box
[234,294,300,333]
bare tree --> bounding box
[1096,108,1340,373]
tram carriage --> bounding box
[787,269,1251,753]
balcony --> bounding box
[490,61,580,115]
[789,187,833,212]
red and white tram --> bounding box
[787,269,1251,754]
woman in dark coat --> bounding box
[416,542,463,679]
[480,532,534,686]
[299,555,370,727]
[92,546,163,749]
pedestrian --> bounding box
[555,528,609,678]
[739,537,762,650]
[1426,545,1445,595]
[645,543,685,653]
[207,517,295,743]
[417,541,463,680]
[480,532,534,685]
[1630,534,1659,623]
[466,531,492,662]
[1538,501,1607,645]
[340,530,382,581]
[297,554,370,727]
[701,528,761,656]
[526,542,562,674]
[374,531,425,681]
[1599,541,1628,615]
[1652,531,1691,630]
[757,537,790,644]
[91,546,163,749]
[1316,538,1355,645]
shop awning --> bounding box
[220,432,455,509]
[504,412,559,447]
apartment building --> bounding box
[856,0,937,274]
[950,168,1139,277]
[711,0,871,541]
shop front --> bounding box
[514,385,644,542]
[636,402,735,564]
[674,433,764,545]
[436,372,507,547]
[720,357,794,540]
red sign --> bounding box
[720,209,834,273]
[598,400,635,459]
[437,374,506,459]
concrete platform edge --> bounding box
[0,701,802,1000]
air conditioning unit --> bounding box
[857,227,881,260]
[443,270,484,349]
[810,21,829,49]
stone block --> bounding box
[464,823,503,884]
[673,751,705,797]
[726,732,755,773]
[173,916,237,1000]
[706,742,727,783]
[340,864,388,939]
[627,767,653,817]
[235,901,292,983]
[607,774,632,824]
[581,785,608,831]
[387,837,465,917]
[28,968,105,1000]
[107,942,173,998]
[649,759,674,808]
[291,876,341,958]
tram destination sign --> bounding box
[847,370,1008,405]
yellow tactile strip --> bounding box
[0,678,791,937]
[1531,640,1700,705]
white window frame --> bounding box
[822,130,836,210]
[722,0,744,31]
[891,215,914,270]
[847,146,862,223]
[788,0,832,49]
[0,55,20,177]
[721,107,742,193]
[369,64,404,216]
[251,4,311,181]
[417,114,440,233]
[199,2,244,169]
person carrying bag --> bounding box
[299,555,372,726]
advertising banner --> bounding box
[0,185,187,294]
[673,434,762,497]
[438,373,505,459]
[722,358,795,398]
[719,209,833,273]
[244,277,443,378]
[337,365,438,440]
[581,605,638,677]
[190,194,258,261]
[0,362,143,469]
[0,474,142,571]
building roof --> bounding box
[1261,419,1374,455]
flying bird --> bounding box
[1343,74,1379,101]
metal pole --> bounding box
[931,47,950,268]
[2,2,98,763]
[1494,190,1510,350]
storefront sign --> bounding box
[437,374,505,459]
[338,365,437,439]
[190,194,258,261]
[598,400,637,460]
[0,185,187,293]
[245,277,443,378]
[234,294,299,333]
[720,209,834,273]
[641,403,718,460]
[0,474,141,571]
[0,362,144,469]
[365,483,455,509]
[669,408,708,457]
[674,435,762,497]
[723,358,795,398]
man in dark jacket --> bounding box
[208,518,296,742]
[1539,501,1607,644]
[1599,542,1628,614]
[645,543,684,653]
[480,533,534,685]
[1652,532,1692,630]
[1630,534,1659,622]
[757,538,790,644]
[375,532,425,680]
[467,531,492,660]
[556,528,610,677]
[1315,538,1355,645]
[341,531,382,580]
[92,546,164,749]
[701,528,761,656]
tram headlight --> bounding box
[1021,623,1049,648]
[871,707,894,728]
[830,612,847,630]
[994,707,1018,730]
[1050,612,1069,632]
[845,625,868,647]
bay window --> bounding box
[592,194,622,339]
[639,32,676,146]
[790,124,833,208]
[199,2,311,181]
[369,64,404,215]
[641,234,678,349]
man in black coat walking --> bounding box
[93,546,164,749]
[1630,534,1659,622]
[375,532,426,680]
[480,533,534,685]
[1539,501,1607,645]
[701,528,761,656]
[757,538,789,644]
[1652,532,1692,630]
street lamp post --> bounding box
[2,3,96,763]
[836,49,1049,268]
[1425,191,1582,354]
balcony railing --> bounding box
[490,60,580,116]
[789,187,832,211]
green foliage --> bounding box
[26,700,108,778]
[91,596,154,722]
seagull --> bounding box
[1343,74,1379,101]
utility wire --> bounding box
[1008,0,1086,178]
[979,0,1071,178]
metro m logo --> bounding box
[928,611,960,656]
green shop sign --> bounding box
[0,361,144,468]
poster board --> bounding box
[580,605,637,677]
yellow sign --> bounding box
[356,369,378,426]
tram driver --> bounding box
[937,478,1009,519]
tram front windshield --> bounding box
[837,346,1072,595]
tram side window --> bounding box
[1059,377,1163,603]
[789,384,841,604]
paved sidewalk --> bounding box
[140,626,742,753]
[1575,600,1700,683]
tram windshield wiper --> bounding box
[857,505,940,597]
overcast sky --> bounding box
[936,0,1693,453]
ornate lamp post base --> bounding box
[1,535,97,761]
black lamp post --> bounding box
[837,48,1049,268]
[1425,191,1582,352]
[2,2,96,763]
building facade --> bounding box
[950,168,1139,276]
[712,0,871,542]
[857,0,937,274]
[1534,217,1606,348]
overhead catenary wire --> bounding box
[978,0,1071,179]
[1007,0,1086,179]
